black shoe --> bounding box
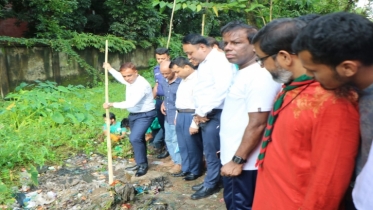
[172,171,190,177]
[183,173,200,181]
[191,186,220,200]
[125,165,139,171]
[192,182,204,191]
[135,165,148,177]
[157,151,169,159]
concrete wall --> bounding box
[0,45,154,97]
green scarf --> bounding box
[256,74,315,168]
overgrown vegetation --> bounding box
[0,33,136,85]
[0,77,151,205]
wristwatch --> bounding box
[232,155,246,164]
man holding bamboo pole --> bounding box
[103,62,156,177]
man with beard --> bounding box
[293,12,373,210]
[252,18,360,210]
[219,21,281,209]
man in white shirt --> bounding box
[182,34,235,200]
[219,21,281,209]
[103,62,156,177]
[169,57,204,181]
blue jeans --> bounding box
[164,121,181,164]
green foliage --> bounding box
[3,0,91,38]
[0,34,136,85]
[0,80,131,204]
[105,0,165,48]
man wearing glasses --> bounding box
[251,18,360,210]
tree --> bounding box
[105,0,165,48]
[1,0,91,38]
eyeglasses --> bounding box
[255,53,278,67]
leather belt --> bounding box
[155,96,164,100]
[177,109,195,113]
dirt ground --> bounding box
[13,152,226,210]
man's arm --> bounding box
[195,60,233,117]
[110,86,147,109]
[300,99,359,210]
[153,83,158,98]
[221,112,269,177]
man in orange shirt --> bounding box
[252,18,360,210]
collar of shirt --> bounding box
[200,48,219,65]
[184,70,197,81]
[165,77,182,85]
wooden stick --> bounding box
[201,14,205,36]
[167,0,177,48]
[104,40,114,185]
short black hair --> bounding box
[182,34,208,46]
[220,21,257,43]
[296,14,321,24]
[252,18,306,55]
[206,37,219,48]
[293,12,373,67]
[120,118,129,128]
[169,57,195,69]
[103,112,115,120]
[155,48,169,55]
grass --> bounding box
[0,69,155,205]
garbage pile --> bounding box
[10,153,172,210]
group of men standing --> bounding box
[104,11,373,210]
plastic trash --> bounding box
[19,171,31,191]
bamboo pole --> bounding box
[201,0,208,36]
[104,40,114,185]
[269,0,273,21]
[167,0,177,48]
[201,14,205,36]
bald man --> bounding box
[159,61,183,174]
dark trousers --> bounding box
[200,109,222,188]
[155,98,165,147]
[223,170,257,210]
[176,112,203,175]
[128,109,156,165]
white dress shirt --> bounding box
[193,48,235,117]
[108,68,154,113]
[220,63,281,170]
[175,70,199,128]
[353,142,373,210]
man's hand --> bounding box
[103,102,111,109]
[102,62,112,70]
[220,161,244,177]
[189,127,199,135]
[161,102,166,115]
[193,115,209,124]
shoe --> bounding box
[183,173,200,181]
[125,165,139,171]
[191,186,220,200]
[157,151,169,159]
[192,182,204,191]
[168,164,181,174]
[162,160,174,167]
[135,165,148,177]
[172,171,190,177]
